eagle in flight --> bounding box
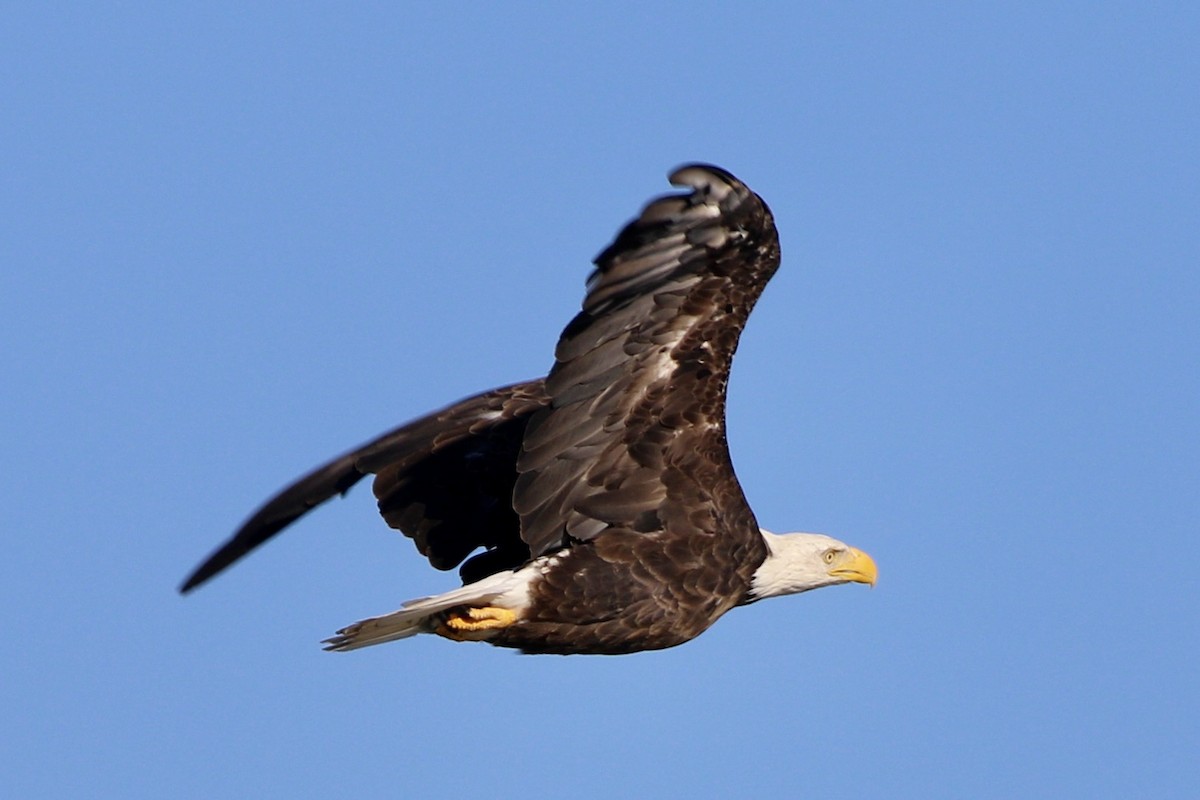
[181,164,876,655]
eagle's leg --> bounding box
[436,606,518,641]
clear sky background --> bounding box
[3,4,1197,798]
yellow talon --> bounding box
[436,606,518,641]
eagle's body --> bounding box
[181,165,876,655]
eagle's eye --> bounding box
[822,549,838,564]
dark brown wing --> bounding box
[180,380,549,592]
[514,164,781,558]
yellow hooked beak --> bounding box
[829,547,878,587]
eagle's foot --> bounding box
[436,606,518,641]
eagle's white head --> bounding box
[744,529,877,603]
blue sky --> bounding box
[3,4,1197,798]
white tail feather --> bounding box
[322,566,535,652]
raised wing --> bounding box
[514,165,781,558]
[180,380,548,592]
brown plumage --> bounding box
[181,165,876,655]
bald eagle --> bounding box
[180,164,876,655]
